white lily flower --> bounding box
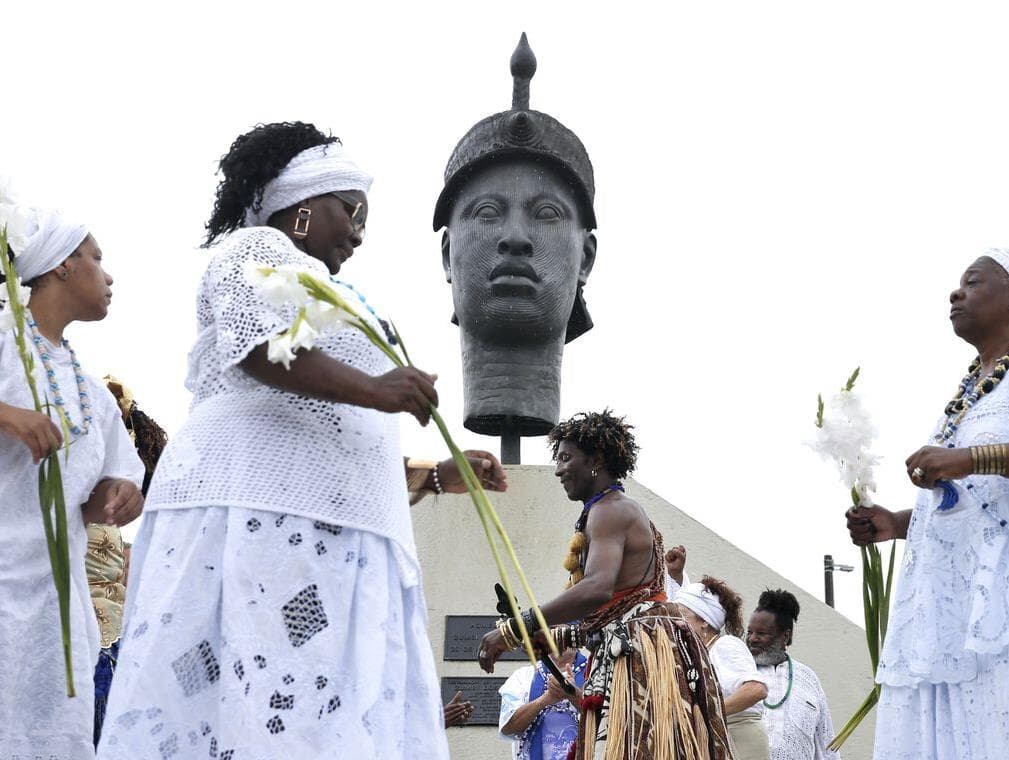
[266,332,297,369]
[288,316,319,352]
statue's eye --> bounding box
[474,203,501,220]
[534,204,561,221]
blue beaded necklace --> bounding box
[26,313,92,437]
[575,483,625,532]
[330,278,397,345]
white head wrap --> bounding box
[0,192,88,283]
[243,142,373,228]
[673,582,727,631]
[982,247,1009,277]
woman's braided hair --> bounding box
[548,409,639,480]
[203,121,340,247]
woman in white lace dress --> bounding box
[0,200,145,760]
[97,122,505,760]
[846,249,1009,759]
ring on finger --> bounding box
[912,466,925,479]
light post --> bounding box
[824,554,854,608]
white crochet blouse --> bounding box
[145,227,419,579]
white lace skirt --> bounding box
[96,506,448,760]
[874,651,1009,760]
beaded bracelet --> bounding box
[432,462,444,495]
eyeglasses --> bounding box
[330,192,367,237]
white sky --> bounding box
[6,1,1009,626]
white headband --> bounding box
[673,583,727,631]
[982,248,1009,277]
[243,142,373,227]
[0,198,88,283]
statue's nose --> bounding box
[497,228,533,257]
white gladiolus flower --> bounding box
[808,388,879,506]
[257,267,309,308]
[267,332,297,369]
[303,299,360,332]
[288,316,319,352]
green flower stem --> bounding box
[3,230,75,696]
[827,686,878,751]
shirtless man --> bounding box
[479,410,734,759]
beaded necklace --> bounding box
[331,278,397,345]
[762,655,793,709]
[575,483,626,532]
[935,354,1009,443]
[26,313,92,437]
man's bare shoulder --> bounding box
[585,493,647,534]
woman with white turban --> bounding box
[0,195,145,759]
[97,122,506,760]
[675,576,771,760]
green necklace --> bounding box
[762,655,793,709]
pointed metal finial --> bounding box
[510,32,537,110]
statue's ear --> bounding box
[578,232,597,286]
[441,231,453,283]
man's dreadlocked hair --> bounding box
[203,121,341,247]
[756,588,800,643]
[548,409,639,480]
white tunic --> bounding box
[0,330,144,760]
[874,374,1009,759]
[98,228,447,759]
[709,635,767,718]
[758,659,839,760]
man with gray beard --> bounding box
[746,590,840,760]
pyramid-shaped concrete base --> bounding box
[413,466,875,759]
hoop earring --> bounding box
[591,469,597,477]
[292,207,312,238]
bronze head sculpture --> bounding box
[434,33,598,456]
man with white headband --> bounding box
[846,249,1009,759]
[0,189,145,760]
[674,577,771,760]
[97,122,507,760]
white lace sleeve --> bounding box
[201,227,325,376]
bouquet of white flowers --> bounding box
[808,368,894,750]
[247,263,556,664]
[0,187,77,696]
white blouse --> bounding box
[709,634,768,717]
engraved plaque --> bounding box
[443,615,526,661]
[441,676,507,726]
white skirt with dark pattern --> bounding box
[96,506,448,760]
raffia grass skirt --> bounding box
[726,712,770,760]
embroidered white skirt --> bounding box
[874,651,1009,760]
[96,506,448,760]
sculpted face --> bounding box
[443,158,594,344]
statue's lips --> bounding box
[489,262,540,282]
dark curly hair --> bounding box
[699,575,744,637]
[203,121,340,247]
[756,588,800,641]
[548,409,639,480]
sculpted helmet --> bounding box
[433,33,597,343]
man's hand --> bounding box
[664,545,686,585]
[439,450,508,493]
[0,404,62,463]
[846,505,901,546]
[99,479,144,526]
[443,691,474,727]
[905,445,973,488]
